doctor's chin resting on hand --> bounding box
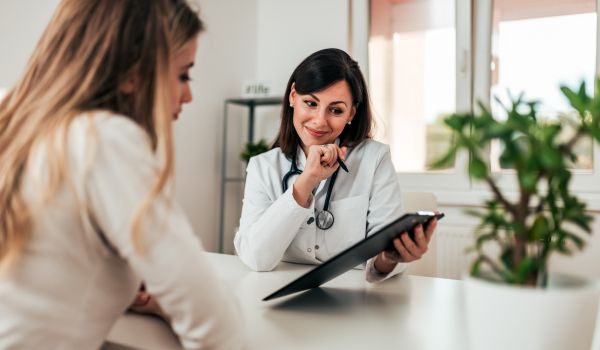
[233,48,438,282]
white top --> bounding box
[0,112,243,350]
[234,139,407,281]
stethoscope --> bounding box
[282,154,340,230]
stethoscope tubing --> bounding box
[281,152,340,230]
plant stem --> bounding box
[485,177,517,216]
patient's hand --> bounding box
[129,285,169,322]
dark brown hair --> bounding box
[274,48,373,158]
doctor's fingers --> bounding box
[307,144,334,168]
[306,145,327,168]
[424,218,437,243]
[393,236,417,262]
[320,144,339,167]
[400,230,427,259]
[338,146,348,160]
[412,224,430,250]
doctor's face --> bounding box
[289,80,356,154]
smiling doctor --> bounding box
[234,48,438,281]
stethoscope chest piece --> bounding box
[315,209,334,230]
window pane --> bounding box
[369,0,456,172]
[490,0,597,171]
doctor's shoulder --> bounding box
[246,147,283,167]
[245,146,289,177]
[350,139,392,164]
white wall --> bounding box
[256,0,350,95]
[0,1,61,87]
[174,0,257,251]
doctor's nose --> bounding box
[312,108,328,125]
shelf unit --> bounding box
[218,96,282,253]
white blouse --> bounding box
[0,112,243,349]
[234,139,407,281]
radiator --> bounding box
[435,228,474,280]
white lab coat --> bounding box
[234,139,407,281]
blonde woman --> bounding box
[0,0,242,349]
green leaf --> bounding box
[518,171,537,192]
[431,147,457,170]
[444,114,470,131]
[561,85,587,115]
[539,148,563,169]
[500,248,514,271]
[470,257,484,277]
[515,256,538,284]
[567,233,586,250]
[530,216,549,241]
[475,232,497,249]
[469,157,488,179]
[240,139,269,161]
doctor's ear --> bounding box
[289,83,296,107]
[348,105,357,124]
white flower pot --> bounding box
[464,273,600,350]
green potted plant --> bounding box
[436,80,600,350]
[240,139,269,163]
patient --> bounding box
[0,0,242,348]
[234,48,438,281]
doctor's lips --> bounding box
[305,126,328,137]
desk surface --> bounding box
[105,253,467,350]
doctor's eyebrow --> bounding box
[308,93,348,106]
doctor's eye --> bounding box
[329,107,344,115]
[303,100,317,108]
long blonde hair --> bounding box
[0,0,203,266]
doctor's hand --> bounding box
[373,218,438,274]
[292,144,347,208]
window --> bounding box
[361,0,600,199]
[367,0,471,190]
[370,0,456,172]
[490,0,597,171]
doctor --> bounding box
[234,48,437,281]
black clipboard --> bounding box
[263,211,444,301]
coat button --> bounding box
[307,248,312,253]
[315,245,320,250]
[307,217,314,225]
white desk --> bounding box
[104,253,467,350]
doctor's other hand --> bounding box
[373,218,438,274]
